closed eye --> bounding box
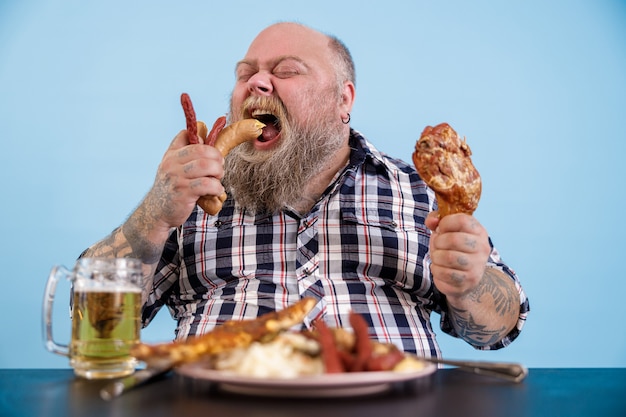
[235,61,257,82]
[273,67,299,79]
[272,56,308,79]
[236,70,256,82]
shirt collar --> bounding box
[348,128,391,170]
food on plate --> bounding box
[131,297,426,378]
[131,297,317,367]
[179,93,265,215]
[207,325,424,378]
[209,332,324,378]
[412,122,482,217]
[312,313,424,374]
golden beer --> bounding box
[44,258,143,379]
[70,288,141,379]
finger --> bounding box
[431,265,471,295]
[431,230,484,253]
[431,264,468,285]
[169,128,213,151]
[188,176,225,199]
[425,211,440,231]
[158,142,224,195]
[430,248,474,272]
[154,160,224,205]
[170,142,224,167]
[169,130,190,150]
[436,213,483,234]
[180,154,225,181]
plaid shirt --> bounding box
[143,130,529,357]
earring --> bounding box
[341,113,351,124]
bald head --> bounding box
[248,22,355,87]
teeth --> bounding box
[251,109,273,117]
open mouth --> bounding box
[251,111,281,143]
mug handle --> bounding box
[42,265,70,356]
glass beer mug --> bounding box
[43,258,142,379]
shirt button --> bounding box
[303,268,313,276]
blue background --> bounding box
[1,0,625,369]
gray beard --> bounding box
[223,110,346,215]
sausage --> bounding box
[212,119,265,156]
[314,320,345,373]
[181,93,199,144]
[179,93,264,215]
[206,116,227,146]
[196,118,265,215]
[365,344,405,372]
[348,312,373,372]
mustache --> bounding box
[231,95,289,125]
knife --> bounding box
[100,363,173,401]
[419,357,528,382]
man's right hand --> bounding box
[141,129,226,232]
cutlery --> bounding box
[419,357,528,382]
[100,363,173,401]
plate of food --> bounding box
[175,331,436,397]
[176,363,436,397]
[131,298,437,397]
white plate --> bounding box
[176,360,437,397]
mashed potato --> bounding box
[211,332,324,378]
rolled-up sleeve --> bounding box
[437,241,530,350]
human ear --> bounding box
[340,81,356,114]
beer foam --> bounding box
[73,281,141,293]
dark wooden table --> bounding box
[0,368,624,417]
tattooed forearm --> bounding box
[81,226,162,303]
[80,227,133,259]
[79,204,173,303]
[122,210,166,265]
[466,267,517,316]
[81,225,162,265]
[448,304,507,346]
[447,267,519,346]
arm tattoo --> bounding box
[121,222,164,265]
[80,209,170,303]
[448,268,518,346]
[80,227,133,259]
[467,267,516,316]
[448,304,506,346]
